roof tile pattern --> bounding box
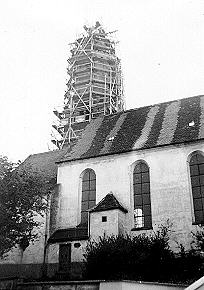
[65,116,104,160]
[100,112,128,155]
[144,101,168,148]
[21,149,67,179]
[109,106,151,154]
[157,101,180,145]
[89,193,128,213]
[48,227,88,243]
[61,95,204,163]
[133,105,159,149]
[172,96,201,143]
[84,113,122,158]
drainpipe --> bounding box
[42,191,51,278]
[88,210,91,238]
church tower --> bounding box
[52,22,125,149]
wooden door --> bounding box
[59,243,71,272]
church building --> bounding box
[1,94,204,279]
[45,94,204,277]
[1,22,204,279]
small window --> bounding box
[74,243,81,248]
[189,152,204,224]
[102,216,107,222]
[133,161,152,229]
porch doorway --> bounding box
[59,243,71,273]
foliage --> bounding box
[84,224,174,281]
[191,226,204,252]
[83,223,204,283]
[170,248,204,284]
[0,155,55,257]
[0,156,15,179]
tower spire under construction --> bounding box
[52,22,125,149]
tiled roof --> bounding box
[60,95,204,163]
[48,227,88,243]
[20,149,67,180]
[89,193,128,213]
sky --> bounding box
[0,0,204,162]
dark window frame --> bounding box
[81,169,96,226]
[132,161,152,230]
[189,152,204,225]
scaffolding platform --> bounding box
[52,22,125,149]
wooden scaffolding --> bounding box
[52,22,125,149]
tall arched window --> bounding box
[81,169,96,226]
[133,161,152,229]
[189,152,204,225]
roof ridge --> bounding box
[28,148,67,157]
[89,192,128,213]
[102,94,204,118]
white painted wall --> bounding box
[186,276,204,290]
[90,210,119,238]
[57,141,204,254]
[12,142,203,266]
[100,281,185,290]
[47,240,87,264]
[90,209,128,238]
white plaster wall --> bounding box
[186,276,204,290]
[47,244,58,264]
[71,240,87,262]
[90,210,119,238]
[57,164,83,228]
[118,210,127,235]
[100,281,185,290]
[57,141,204,250]
[48,240,87,264]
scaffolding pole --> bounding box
[51,22,125,149]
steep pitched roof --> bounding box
[89,193,128,213]
[20,149,67,180]
[48,227,88,243]
[60,95,204,163]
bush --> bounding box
[191,226,204,252]
[84,224,175,281]
[83,224,204,283]
[171,250,204,284]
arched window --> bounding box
[133,161,152,229]
[189,152,204,224]
[81,169,96,226]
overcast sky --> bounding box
[0,0,204,162]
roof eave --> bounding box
[89,206,128,214]
[57,138,204,165]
